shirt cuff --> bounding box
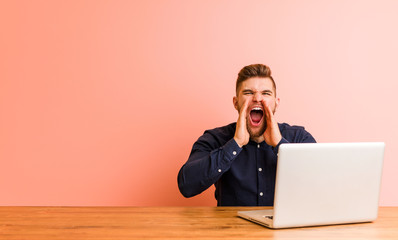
[222,138,243,162]
[272,137,289,155]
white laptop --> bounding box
[238,142,385,229]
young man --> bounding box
[177,64,316,206]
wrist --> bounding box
[271,136,282,147]
[233,136,244,148]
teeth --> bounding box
[252,107,262,111]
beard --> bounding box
[246,116,267,139]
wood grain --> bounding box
[0,207,397,240]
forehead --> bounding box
[238,77,274,92]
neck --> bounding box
[251,135,264,143]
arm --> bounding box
[178,99,251,198]
[177,136,242,198]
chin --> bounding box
[247,125,266,139]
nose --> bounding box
[253,92,262,102]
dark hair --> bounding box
[236,64,276,95]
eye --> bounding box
[262,92,271,96]
[243,91,253,95]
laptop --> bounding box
[238,142,385,229]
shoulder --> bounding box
[204,122,236,136]
[279,122,306,132]
[279,122,316,143]
[194,123,236,148]
[202,122,236,141]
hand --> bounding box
[234,98,250,148]
[262,99,282,147]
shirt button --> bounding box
[258,168,262,172]
[259,192,264,197]
[218,169,222,173]
[257,144,260,148]
[232,151,237,155]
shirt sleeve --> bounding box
[177,136,242,198]
[271,137,289,155]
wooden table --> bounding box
[0,207,397,239]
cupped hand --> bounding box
[262,99,282,147]
[234,98,250,148]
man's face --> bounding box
[233,77,280,139]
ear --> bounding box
[233,96,239,111]
[275,97,281,112]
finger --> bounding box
[237,98,249,129]
[262,100,275,122]
[241,97,250,116]
[261,100,270,118]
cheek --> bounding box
[263,98,277,110]
[262,98,273,105]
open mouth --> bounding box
[249,107,264,126]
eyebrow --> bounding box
[262,90,273,94]
[242,89,274,94]
[242,89,253,93]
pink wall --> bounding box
[1,0,397,206]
